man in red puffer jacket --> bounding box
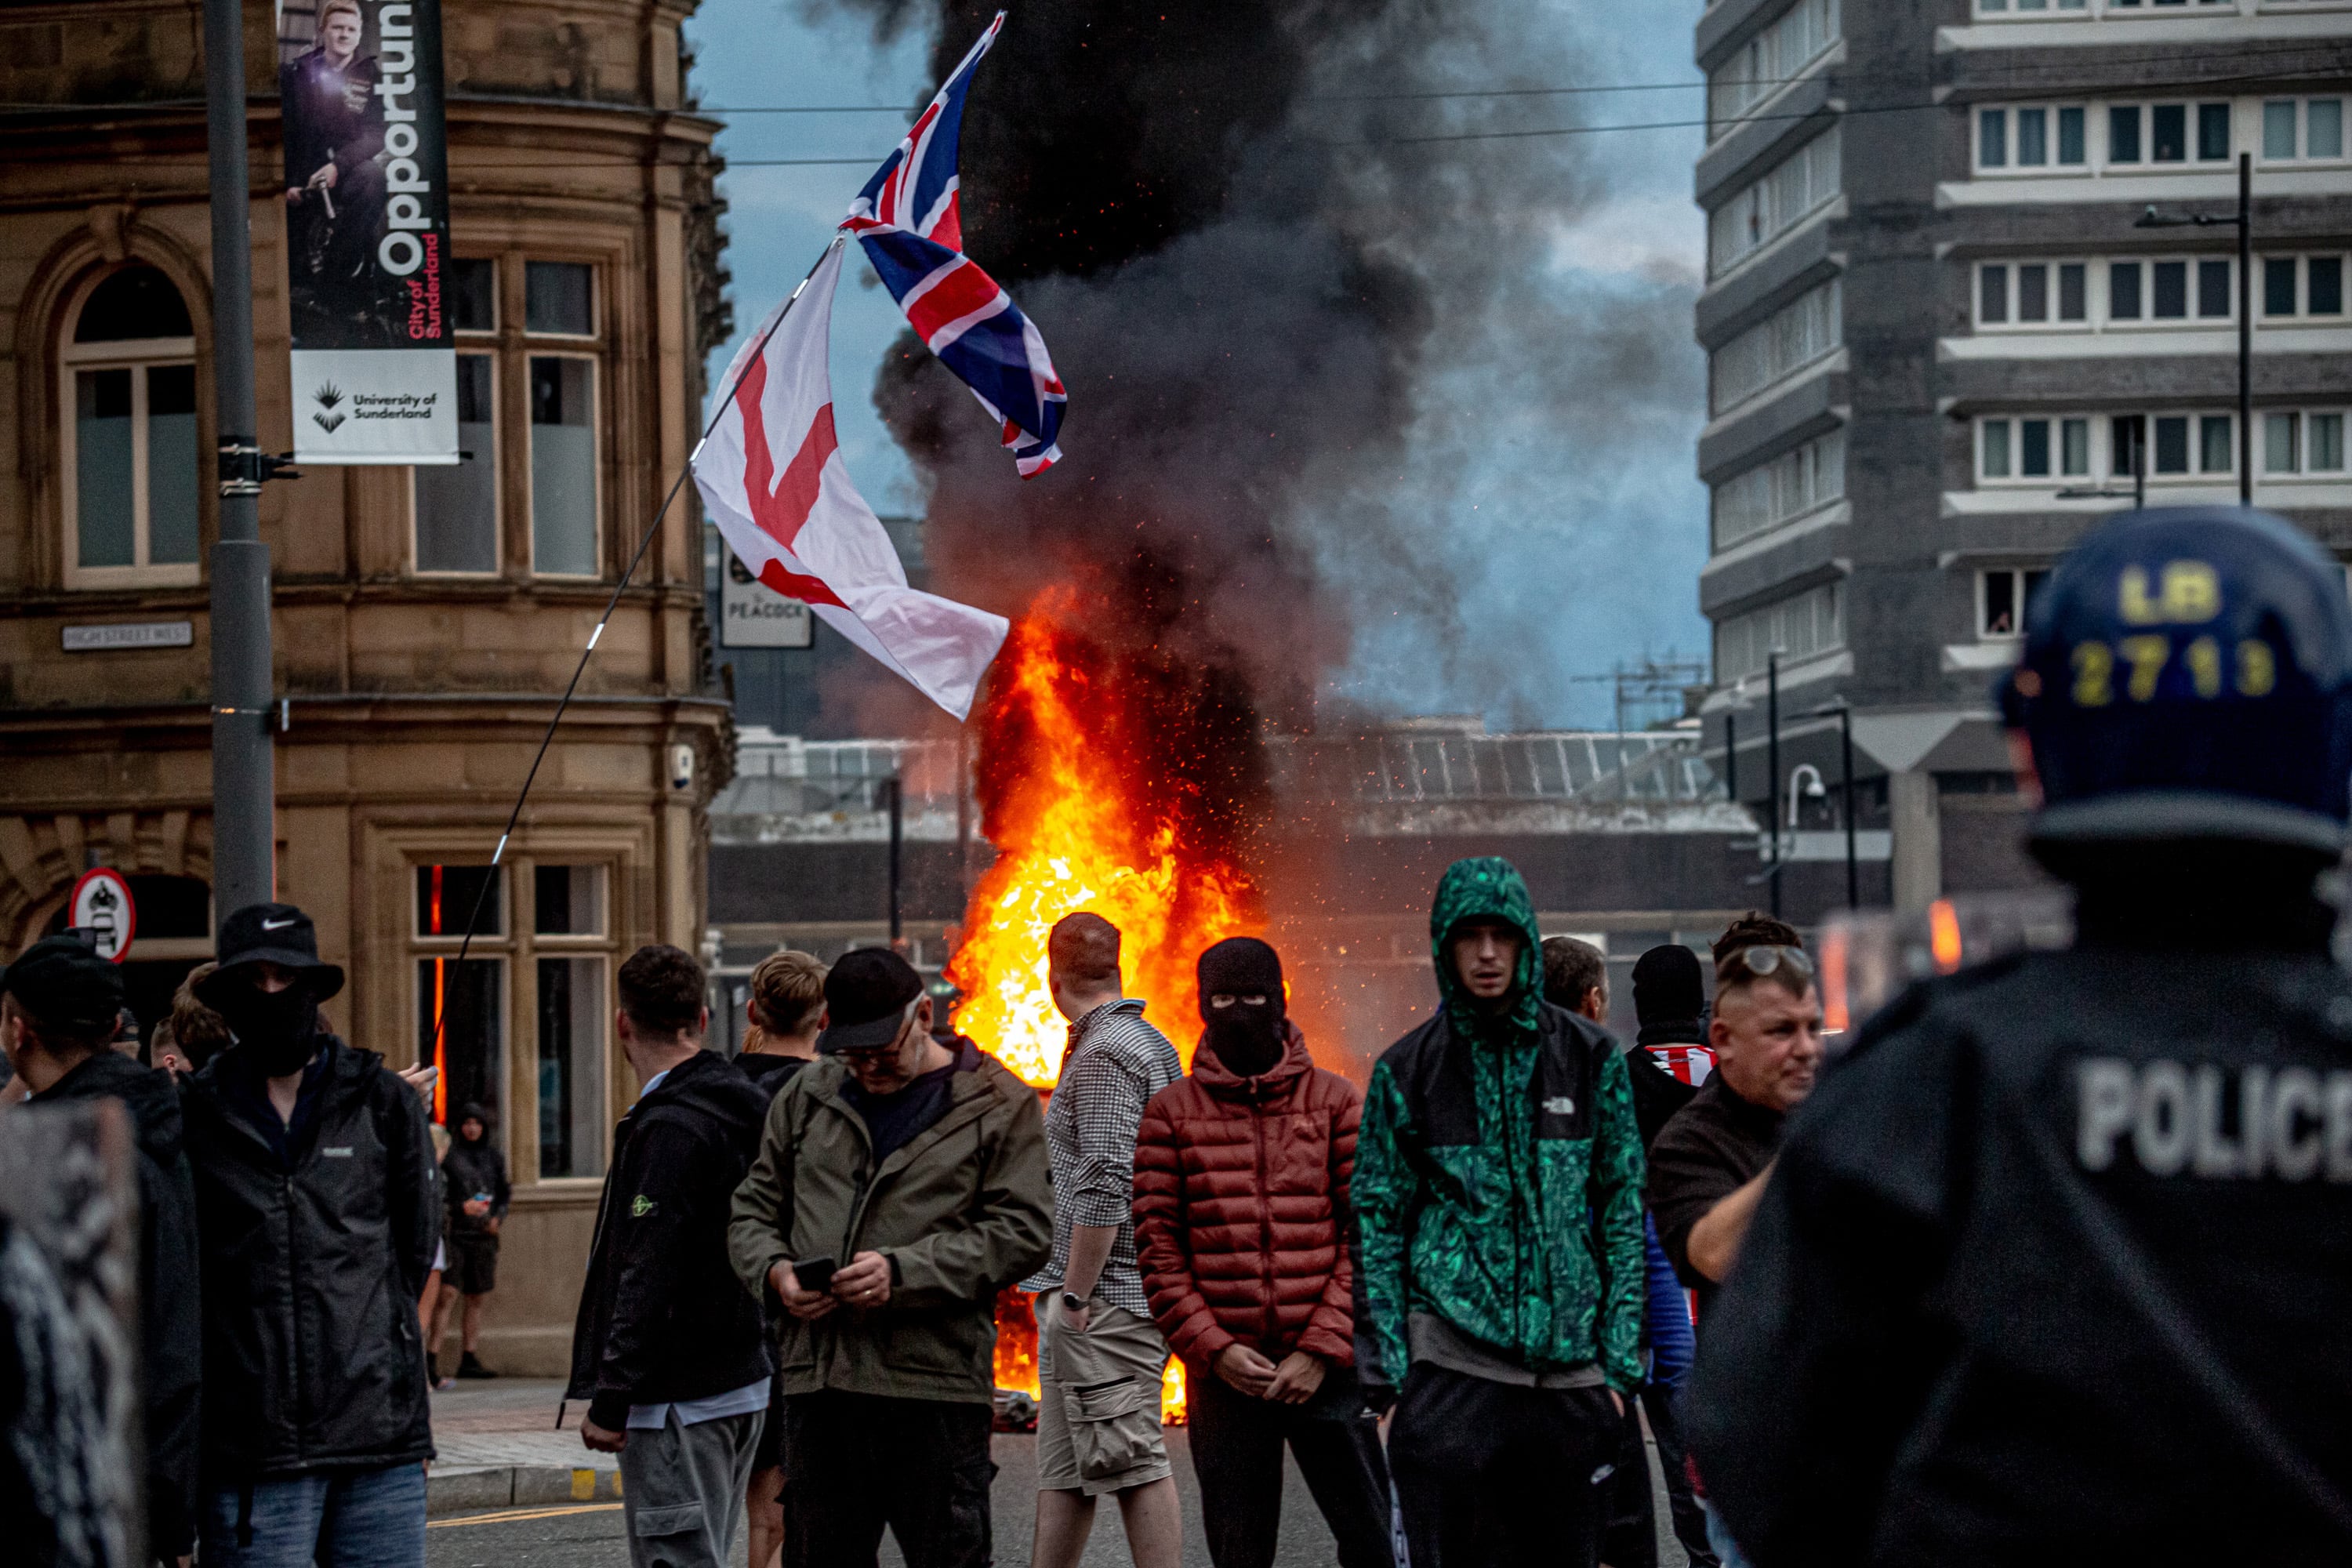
[1134,938,1395,1568]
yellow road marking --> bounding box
[427,1502,622,1529]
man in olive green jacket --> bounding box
[728,949,1051,1568]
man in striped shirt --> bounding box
[1026,913,1185,1568]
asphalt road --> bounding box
[426,1422,1693,1568]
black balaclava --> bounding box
[1632,944,1707,1047]
[456,1102,493,1143]
[213,978,322,1077]
[1197,937,1287,1076]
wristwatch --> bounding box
[1062,1290,1087,1316]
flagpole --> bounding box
[424,235,848,1071]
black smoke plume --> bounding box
[810,0,1701,744]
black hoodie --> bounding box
[441,1102,511,1236]
[177,1034,439,1480]
[31,1052,202,1555]
[567,1050,775,1431]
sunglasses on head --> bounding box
[1719,944,1815,982]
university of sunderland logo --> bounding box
[311,382,347,434]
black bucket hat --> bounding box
[816,948,924,1053]
[196,902,345,1006]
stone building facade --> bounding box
[1692,0,2352,909]
[0,0,731,1373]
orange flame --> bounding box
[949,599,1261,1085]
[993,1287,1040,1397]
[958,599,1258,1425]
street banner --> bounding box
[279,0,458,465]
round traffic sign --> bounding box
[68,868,136,963]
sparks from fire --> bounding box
[955,595,1257,1425]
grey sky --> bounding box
[683,0,1711,730]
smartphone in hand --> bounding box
[793,1256,837,1294]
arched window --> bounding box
[61,265,201,586]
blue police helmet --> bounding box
[1996,506,2352,853]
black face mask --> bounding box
[216,982,321,1077]
[1205,1002,1284,1077]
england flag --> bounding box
[843,12,1065,477]
[692,243,1007,719]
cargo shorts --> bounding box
[1034,1293,1173,1497]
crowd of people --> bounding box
[5,503,2350,1568]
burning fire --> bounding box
[992,1288,1189,1428]
[948,597,1261,1084]
[956,597,1256,1425]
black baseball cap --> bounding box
[1,934,127,1036]
[816,948,924,1053]
[196,902,345,1005]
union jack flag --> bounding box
[841,12,1065,478]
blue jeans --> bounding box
[199,1463,426,1568]
[1704,1500,1757,1568]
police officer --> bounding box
[1686,506,2352,1566]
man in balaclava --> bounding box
[1132,938,1393,1568]
[1354,857,1647,1566]
[179,902,439,1567]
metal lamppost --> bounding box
[202,0,290,920]
[1813,698,1858,909]
[879,775,904,947]
[2136,151,2252,506]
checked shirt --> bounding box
[1021,998,1182,1316]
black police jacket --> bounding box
[34,1053,203,1555]
[1689,948,2352,1566]
[567,1051,774,1432]
[179,1036,439,1481]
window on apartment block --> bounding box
[1979,568,2052,639]
[2265,411,2349,477]
[2107,103,2234,167]
[1977,261,2088,326]
[1980,416,2091,481]
[60,265,201,589]
[1977,105,2087,172]
[2139,413,2233,477]
[1713,580,1845,684]
[2260,255,2348,318]
[1710,429,1847,551]
[2105,258,2230,323]
[2261,98,2347,163]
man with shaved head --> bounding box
[1646,914,1824,1567]
[1029,913,1185,1568]
[1650,915,1823,1321]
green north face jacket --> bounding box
[1354,856,1648,1391]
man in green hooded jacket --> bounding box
[1354,856,1647,1566]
